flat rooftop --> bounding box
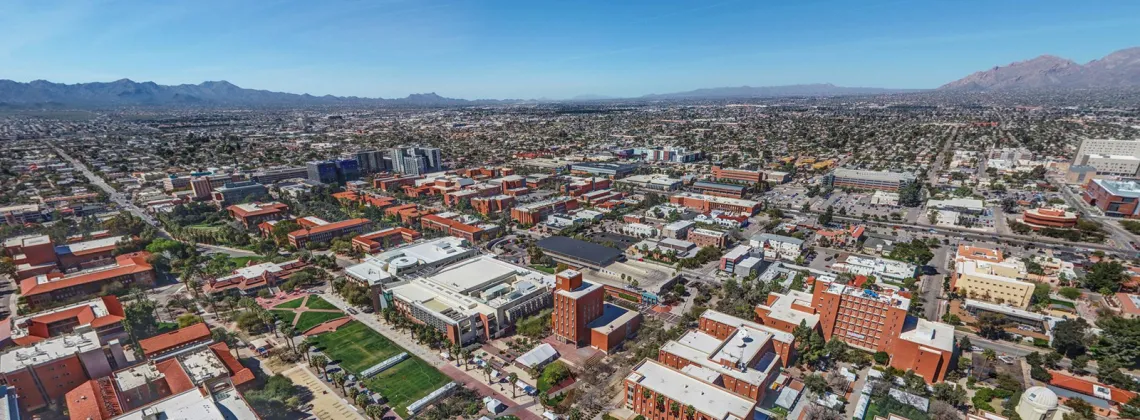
[627,359,757,420]
[1092,179,1140,198]
[672,192,760,208]
[898,318,955,353]
[832,168,916,183]
[1,330,101,373]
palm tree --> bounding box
[507,372,519,398]
[685,405,697,419]
[355,393,370,408]
[347,387,359,400]
[459,349,470,370]
[312,355,329,379]
[298,338,314,362]
[365,405,384,420]
[331,371,347,394]
[258,310,278,337]
[281,325,297,352]
[483,365,494,384]
[983,348,997,362]
[670,402,681,417]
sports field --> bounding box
[365,356,450,418]
[295,311,345,331]
[316,321,450,417]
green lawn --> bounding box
[270,310,298,324]
[315,321,404,372]
[305,295,338,310]
[229,256,268,266]
[530,264,556,274]
[274,297,306,309]
[316,321,450,417]
[364,356,450,418]
[294,311,345,332]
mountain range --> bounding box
[0,46,1137,107]
[938,47,1140,90]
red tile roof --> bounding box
[421,214,482,234]
[138,323,212,357]
[1049,370,1138,405]
[227,202,288,218]
[156,358,196,394]
[64,378,122,420]
[288,218,370,239]
[19,252,153,296]
[209,342,256,387]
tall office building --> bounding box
[390,146,442,175]
[354,150,388,174]
[307,159,361,184]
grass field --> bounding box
[295,311,345,332]
[229,256,268,266]
[315,322,404,372]
[305,295,338,310]
[270,310,298,324]
[315,321,450,417]
[364,356,450,418]
[274,297,306,309]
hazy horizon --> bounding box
[3,0,1138,99]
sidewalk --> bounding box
[282,364,368,420]
[321,293,543,420]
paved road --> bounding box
[51,142,166,231]
[921,246,951,321]
[783,208,1137,256]
[953,331,1035,357]
[1056,180,1139,249]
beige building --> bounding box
[953,259,1034,308]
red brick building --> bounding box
[226,202,289,228]
[9,295,126,347]
[137,322,213,359]
[471,195,516,216]
[687,228,729,248]
[552,270,640,353]
[711,166,763,183]
[287,218,371,248]
[756,281,955,383]
[669,192,761,216]
[352,227,422,253]
[420,214,493,243]
[19,252,156,310]
[1084,179,1140,218]
[511,197,580,226]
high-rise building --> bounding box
[306,159,362,184]
[354,150,388,174]
[390,146,443,175]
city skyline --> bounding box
[2,0,1138,99]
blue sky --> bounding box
[2,0,1138,99]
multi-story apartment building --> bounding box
[354,150,388,174]
[0,204,45,226]
[389,146,442,175]
[286,218,370,248]
[419,214,496,243]
[825,168,916,192]
[551,270,640,353]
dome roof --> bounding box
[1021,386,1059,410]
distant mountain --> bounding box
[0,79,498,107]
[640,83,917,99]
[940,47,1140,91]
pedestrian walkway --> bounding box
[282,364,367,420]
[320,293,544,420]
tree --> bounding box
[311,355,329,379]
[898,181,923,207]
[123,291,160,357]
[932,382,966,406]
[508,372,519,398]
[818,206,834,226]
[959,335,973,352]
[331,371,347,394]
[685,405,697,419]
[927,209,939,225]
[176,314,204,328]
[982,348,997,362]
[1084,261,1125,293]
[1059,287,1082,300]
[803,373,828,395]
[873,351,890,365]
[977,313,1009,340]
[1051,318,1090,358]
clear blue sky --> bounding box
[2,0,1137,99]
